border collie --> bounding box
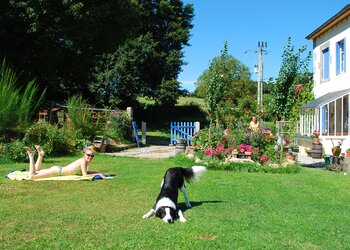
[142,166,206,223]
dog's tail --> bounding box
[183,166,207,183]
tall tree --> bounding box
[91,0,194,107]
[271,37,313,121]
[196,42,253,105]
[0,0,138,100]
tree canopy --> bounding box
[271,37,313,121]
[0,0,194,107]
[195,41,254,106]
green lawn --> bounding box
[176,96,206,109]
[1,154,350,249]
[138,96,207,109]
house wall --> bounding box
[310,16,350,155]
[312,17,350,98]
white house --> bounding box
[300,4,350,155]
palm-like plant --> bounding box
[0,59,45,132]
[66,95,93,136]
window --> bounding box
[336,39,346,75]
[319,95,349,136]
[336,98,342,135]
[329,101,335,134]
[322,47,330,80]
[322,105,328,135]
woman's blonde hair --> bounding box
[84,145,95,153]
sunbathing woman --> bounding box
[24,145,105,179]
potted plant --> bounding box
[331,141,342,156]
[346,148,350,157]
[312,130,320,144]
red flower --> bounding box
[238,144,252,153]
[285,137,290,145]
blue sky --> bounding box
[178,1,350,92]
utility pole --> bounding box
[257,41,267,106]
[246,42,268,107]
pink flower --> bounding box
[204,148,215,156]
[224,147,235,155]
[237,144,252,153]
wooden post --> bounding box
[195,121,200,132]
[141,121,146,144]
[126,107,133,119]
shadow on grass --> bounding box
[146,136,169,145]
[300,162,330,168]
[179,200,224,211]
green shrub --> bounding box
[204,159,301,174]
[0,140,27,163]
[104,110,133,143]
[173,154,196,166]
[22,120,85,155]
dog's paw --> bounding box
[179,217,187,223]
[142,213,152,219]
[142,209,155,219]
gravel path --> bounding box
[296,153,328,167]
[106,145,176,159]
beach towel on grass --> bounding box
[6,171,112,181]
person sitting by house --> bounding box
[249,115,260,131]
[24,145,105,180]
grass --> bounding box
[176,96,207,109]
[137,96,207,109]
[1,154,350,249]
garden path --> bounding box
[105,145,176,159]
[296,153,328,167]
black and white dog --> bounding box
[142,166,207,223]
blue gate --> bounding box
[170,121,199,145]
[132,121,140,148]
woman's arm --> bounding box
[81,162,105,177]
[87,171,106,178]
[80,160,89,177]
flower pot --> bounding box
[332,147,341,157]
[313,138,320,144]
[286,155,295,161]
[312,143,323,159]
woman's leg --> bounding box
[34,145,45,171]
[32,167,60,179]
[24,147,35,179]
[24,146,59,179]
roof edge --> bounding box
[300,88,350,109]
[306,4,350,40]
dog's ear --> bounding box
[170,208,177,219]
[156,208,165,218]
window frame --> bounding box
[336,38,346,75]
[322,47,330,81]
